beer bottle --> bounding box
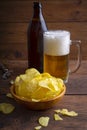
[27,2,47,72]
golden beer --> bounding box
[44,54,69,81]
[43,30,70,82]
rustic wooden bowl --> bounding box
[10,85,66,110]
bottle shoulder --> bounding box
[28,19,47,31]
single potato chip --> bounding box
[10,80,14,85]
[0,103,15,114]
[32,99,40,102]
[54,113,63,121]
[6,93,13,98]
[54,109,61,113]
[38,117,50,127]
[40,73,51,78]
[34,126,42,130]
[25,68,40,80]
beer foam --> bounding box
[44,30,71,56]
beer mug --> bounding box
[43,30,81,83]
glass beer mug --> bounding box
[43,30,81,83]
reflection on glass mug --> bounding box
[43,30,81,83]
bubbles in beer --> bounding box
[44,30,70,56]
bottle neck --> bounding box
[33,2,43,19]
[33,8,41,18]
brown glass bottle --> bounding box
[27,2,47,73]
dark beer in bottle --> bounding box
[27,2,47,72]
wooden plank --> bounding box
[0,0,87,22]
[0,43,27,60]
[1,43,85,60]
[0,23,27,44]
[0,41,86,60]
[0,95,87,130]
[47,22,87,40]
[0,22,87,60]
[0,22,87,42]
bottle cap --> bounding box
[33,2,42,8]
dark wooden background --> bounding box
[0,0,87,69]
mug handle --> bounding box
[70,40,81,74]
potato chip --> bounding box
[15,80,31,98]
[38,78,53,91]
[39,77,59,91]
[41,73,51,78]
[0,103,15,114]
[25,68,40,80]
[6,93,13,98]
[61,109,78,117]
[31,87,50,100]
[20,74,27,81]
[54,109,61,113]
[38,117,50,127]
[34,126,42,130]
[54,108,78,117]
[54,114,63,121]
[32,99,40,102]
[10,80,14,85]
[15,68,40,86]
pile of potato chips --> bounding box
[14,68,64,101]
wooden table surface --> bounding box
[0,61,87,130]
